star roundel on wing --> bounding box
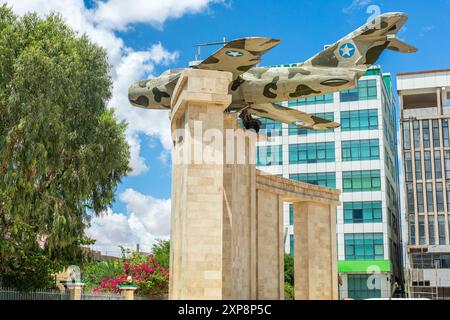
[194,37,281,78]
[225,50,244,57]
[338,43,356,58]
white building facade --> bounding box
[256,66,402,299]
[398,68,450,299]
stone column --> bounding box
[293,201,338,300]
[255,190,284,300]
[169,69,233,300]
[222,114,257,299]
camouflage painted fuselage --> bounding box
[128,65,363,110]
[228,65,364,108]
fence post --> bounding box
[66,282,85,300]
[119,285,138,300]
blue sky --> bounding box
[113,0,450,213]
[3,0,450,252]
[123,0,450,72]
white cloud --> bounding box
[120,188,171,237]
[419,25,435,37]
[87,208,139,247]
[1,0,218,174]
[86,189,171,254]
[342,0,372,14]
[109,44,178,174]
[94,0,221,30]
[126,132,149,176]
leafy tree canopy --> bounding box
[0,5,130,287]
[151,239,170,269]
[284,253,294,286]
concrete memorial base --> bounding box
[168,69,340,300]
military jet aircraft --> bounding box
[128,12,417,132]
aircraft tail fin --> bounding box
[304,12,417,69]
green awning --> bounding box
[338,260,391,273]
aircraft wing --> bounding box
[194,37,281,78]
[387,38,418,53]
[247,103,340,130]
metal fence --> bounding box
[0,287,70,300]
[81,292,124,300]
[0,287,154,300]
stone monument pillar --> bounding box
[222,114,258,299]
[293,201,338,300]
[169,69,233,299]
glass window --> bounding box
[445,151,450,179]
[342,139,379,161]
[409,214,416,245]
[425,152,432,180]
[438,215,446,245]
[341,109,378,131]
[426,183,434,212]
[415,152,422,180]
[290,172,336,189]
[433,120,440,148]
[404,152,413,182]
[347,275,381,300]
[447,184,450,212]
[448,216,450,243]
[289,142,335,164]
[428,215,435,245]
[257,145,283,166]
[289,204,294,226]
[419,216,425,245]
[413,121,421,149]
[342,170,381,192]
[435,150,442,179]
[340,80,377,102]
[403,121,411,150]
[436,182,444,212]
[417,183,424,213]
[448,216,450,245]
[443,119,449,147]
[343,202,382,224]
[259,118,282,137]
[344,233,384,260]
[288,112,334,135]
[365,69,381,76]
[423,120,430,148]
[407,183,415,214]
[288,93,334,106]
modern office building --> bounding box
[256,66,403,299]
[398,68,450,299]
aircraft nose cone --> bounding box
[128,83,150,108]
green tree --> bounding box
[0,6,130,288]
[151,239,170,269]
[1,251,61,291]
[284,253,294,300]
[82,259,124,293]
[284,253,294,286]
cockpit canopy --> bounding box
[161,68,184,76]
